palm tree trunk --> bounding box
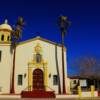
[97,80,100,90]
[61,32,66,94]
[93,79,96,90]
[10,42,16,94]
[55,44,61,94]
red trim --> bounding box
[98,91,100,96]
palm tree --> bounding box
[55,44,61,94]
[58,16,71,94]
[10,17,25,94]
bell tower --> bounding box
[0,20,12,43]
[0,20,13,93]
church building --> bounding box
[0,20,70,98]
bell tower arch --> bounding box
[0,20,12,43]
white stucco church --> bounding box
[0,20,70,98]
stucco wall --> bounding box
[15,39,68,94]
[0,44,12,93]
[0,37,68,94]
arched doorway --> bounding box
[33,69,44,91]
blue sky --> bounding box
[0,0,100,75]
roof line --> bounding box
[17,36,66,49]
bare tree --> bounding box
[71,56,100,90]
[77,57,100,78]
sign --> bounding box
[80,80,87,87]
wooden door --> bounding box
[33,69,44,91]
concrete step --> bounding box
[21,90,55,98]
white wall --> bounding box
[15,38,68,94]
[70,79,79,89]
[82,91,98,97]
[0,43,12,94]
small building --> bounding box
[69,76,100,94]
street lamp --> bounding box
[58,16,71,94]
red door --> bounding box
[33,69,44,91]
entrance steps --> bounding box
[21,90,55,98]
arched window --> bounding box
[36,53,42,63]
[7,36,10,41]
[1,35,4,41]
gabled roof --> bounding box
[68,76,80,79]
[17,36,66,49]
[68,75,94,79]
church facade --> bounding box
[0,21,70,96]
